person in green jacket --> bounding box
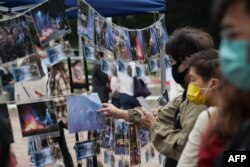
[99,27,213,167]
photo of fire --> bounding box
[17,100,58,137]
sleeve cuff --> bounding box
[128,108,142,124]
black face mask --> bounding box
[171,62,188,84]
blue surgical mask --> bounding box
[219,38,250,91]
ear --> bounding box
[210,78,220,90]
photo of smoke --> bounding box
[13,63,41,83]
[129,124,141,166]
[74,140,100,160]
[129,31,145,61]
[0,104,14,143]
[143,27,160,58]
[44,40,73,66]
[30,0,71,46]
[95,16,113,52]
[155,19,168,51]
[66,95,105,133]
[82,43,97,61]
[114,120,129,155]
[0,16,34,64]
[145,146,155,162]
[113,27,132,61]
[149,58,161,73]
[17,101,58,137]
[78,0,94,43]
[32,143,63,167]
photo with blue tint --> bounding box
[13,64,41,82]
[156,19,168,51]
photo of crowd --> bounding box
[145,146,155,162]
[30,0,71,46]
[74,141,100,160]
[0,16,34,64]
[17,101,58,137]
[155,19,168,51]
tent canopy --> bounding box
[0,0,166,17]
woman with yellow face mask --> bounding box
[177,49,223,167]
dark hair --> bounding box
[0,116,11,167]
[212,0,250,23]
[188,49,221,82]
[165,27,214,62]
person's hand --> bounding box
[98,103,128,120]
[140,108,157,130]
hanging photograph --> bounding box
[100,59,113,75]
[155,19,168,51]
[0,16,34,64]
[129,124,141,166]
[32,143,63,167]
[118,60,128,75]
[99,119,114,149]
[12,63,41,83]
[145,146,155,163]
[163,55,172,68]
[17,100,59,137]
[30,0,71,46]
[118,159,129,167]
[66,95,105,133]
[0,104,14,143]
[114,120,129,155]
[95,16,113,51]
[129,31,145,61]
[74,140,100,160]
[113,27,132,61]
[149,57,161,73]
[78,0,95,43]
[82,43,97,61]
[70,58,86,91]
[143,27,160,58]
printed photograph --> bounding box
[118,60,128,75]
[30,0,71,46]
[164,55,172,68]
[32,143,63,167]
[113,27,132,61]
[149,58,161,73]
[129,124,141,166]
[135,64,149,79]
[143,27,160,58]
[74,140,100,160]
[0,104,14,143]
[0,16,34,64]
[155,19,168,51]
[13,63,41,82]
[66,95,105,133]
[145,146,155,162]
[100,59,112,75]
[78,0,94,42]
[99,119,114,149]
[118,159,129,167]
[82,43,97,61]
[114,121,129,155]
[139,128,151,148]
[129,31,145,61]
[17,101,58,137]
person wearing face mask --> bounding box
[196,1,250,167]
[177,49,222,167]
[99,27,214,167]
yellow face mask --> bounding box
[187,83,209,105]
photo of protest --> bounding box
[155,19,168,51]
[129,124,141,166]
[0,104,14,143]
[82,43,97,61]
[32,143,63,167]
[78,0,94,42]
[12,63,41,82]
[129,31,145,61]
[0,16,34,64]
[74,141,100,160]
[114,121,129,155]
[99,119,114,149]
[17,101,58,137]
[30,0,71,46]
[118,59,128,75]
[143,27,160,58]
[66,95,105,133]
[113,27,132,60]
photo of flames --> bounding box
[17,101,58,137]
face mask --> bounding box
[171,62,188,84]
[219,38,250,91]
[187,83,211,105]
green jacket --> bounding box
[128,95,207,161]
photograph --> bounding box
[99,119,114,149]
[32,143,63,167]
[44,40,74,66]
[113,27,132,61]
[66,95,105,133]
[155,19,168,51]
[30,0,71,46]
[114,120,129,155]
[164,55,172,68]
[82,43,97,61]
[145,146,155,162]
[135,64,149,79]
[118,60,128,75]
[143,27,160,58]
[129,124,141,166]
[17,101,59,137]
[118,159,129,167]
[129,31,145,61]
[100,59,112,75]
[0,15,34,64]
[74,140,100,160]
[12,63,41,82]
[149,58,161,73]
[0,104,14,143]
[78,0,94,42]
